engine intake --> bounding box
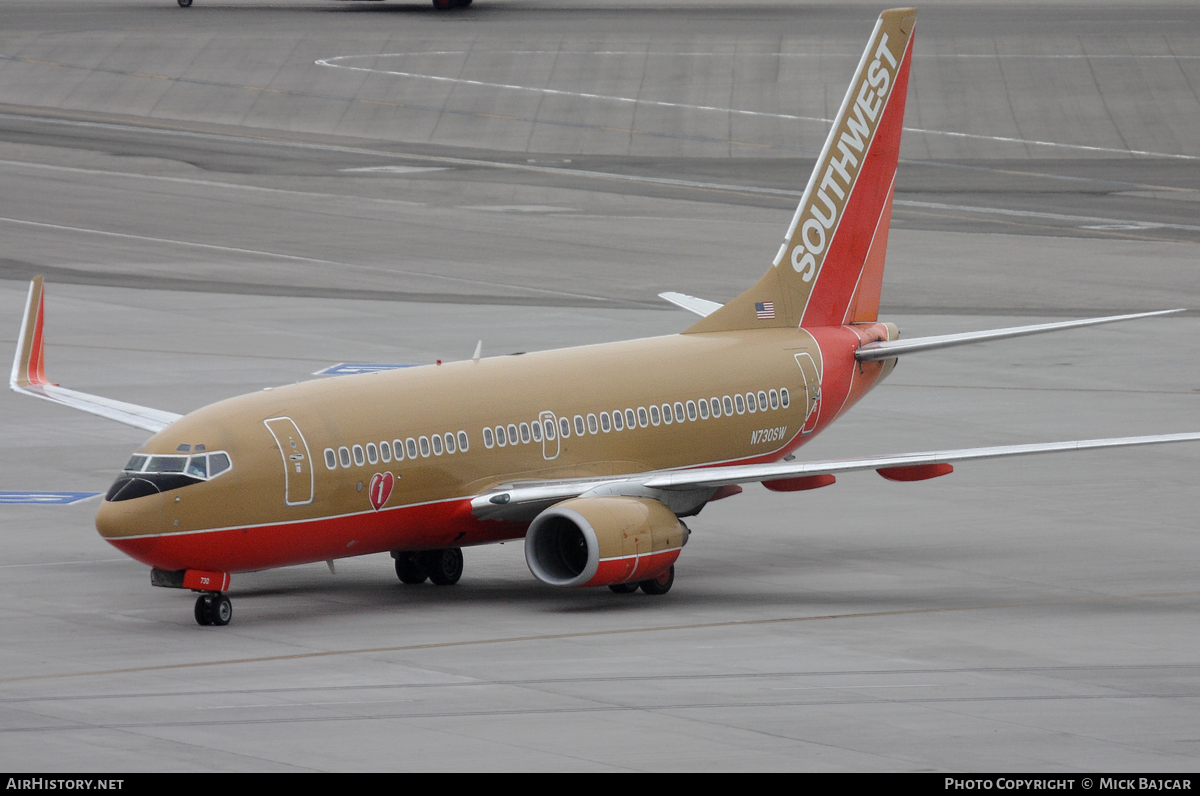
[525,496,687,588]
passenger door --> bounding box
[264,416,314,506]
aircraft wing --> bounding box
[10,277,182,433]
[472,431,1200,521]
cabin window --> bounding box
[419,436,431,457]
[505,424,517,445]
[709,397,720,418]
[769,389,779,410]
[671,402,683,423]
[520,422,531,444]
[612,411,624,431]
[406,438,418,459]
[780,388,790,408]
[339,446,351,467]
[586,414,597,434]
[458,431,469,452]
[495,426,507,447]
[685,401,697,421]
[324,448,337,470]
[352,445,365,466]
[209,452,231,477]
[560,417,571,438]
[600,412,611,433]
[532,421,542,442]
[758,391,769,412]
[483,427,495,448]
[660,404,672,425]
[366,443,379,464]
[432,435,443,456]
[639,407,649,427]
[393,439,405,461]
[444,433,455,454]
[698,399,709,420]
[544,419,556,440]
[380,441,392,463]
[723,395,735,416]
[734,394,745,414]
[573,415,584,436]
[747,393,758,413]
[649,405,660,426]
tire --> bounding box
[426,548,463,585]
[608,583,639,594]
[177,0,192,7]
[194,595,212,626]
[395,552,428,584]
[210,595,232,626]
[639,565,674,596]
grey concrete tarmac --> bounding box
[1,0,1199,772]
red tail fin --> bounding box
[686,8,916,334]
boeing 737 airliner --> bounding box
[12,8,1199,626]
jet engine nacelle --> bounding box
[525,496,688,588]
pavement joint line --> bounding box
[0,55,814,153]
[0,214,623,304]
[5,49,1195,160]
[2,589,1197,684]
[317,53,1200,161]
[0,147,1189,237]
[11,689,1200,733]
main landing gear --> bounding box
[608,565,675,596]
[194,592,231,626]
[393,548,464,586]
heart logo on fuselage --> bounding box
[368,471,394,511]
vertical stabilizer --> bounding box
[686,8,916,333]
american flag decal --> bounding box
[755,301,775,319]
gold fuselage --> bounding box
[95,327,850,542]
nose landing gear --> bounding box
[194,592,232,626]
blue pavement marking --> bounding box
[0,492,103,505]
[314,363,420,376]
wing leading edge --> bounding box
[472,431,1200,521]
[10,277,181,433]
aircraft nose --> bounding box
[95,492,167,540]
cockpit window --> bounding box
[208,453,231,477]
[108,450,235,502]
[146,455,187,473]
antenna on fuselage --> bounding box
[472,341,482,362]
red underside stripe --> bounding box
[106,499,526,573]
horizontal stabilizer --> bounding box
[659,292,723,318]
[10,277,181,433]
[856,309,1185,362]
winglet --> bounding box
[11,276,51,390]
[9,277,183,433]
